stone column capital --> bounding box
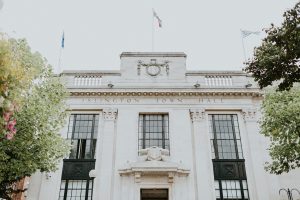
[190,109,206,122]
[103,108,118,121]
[241,107,257,122]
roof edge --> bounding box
[120,52,187,58]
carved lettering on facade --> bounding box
[80,97,224,105]
[199,98,223,103]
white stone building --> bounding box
[27,52,300,200]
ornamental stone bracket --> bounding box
[103,108,118,120]
[241,107,257,122]
[137,59,170,76]
[119,147,190,183]
[190,109,206,122]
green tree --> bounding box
[0,34,43,140]
[244,2,300,91]
[0,36,70,199]
[261,86,300,174]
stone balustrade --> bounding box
[61,71,255,89]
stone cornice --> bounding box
[120,52,187,58]
[69,90,263,97]
[61,70,121,76]
[186,71,246,76]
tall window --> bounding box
[209,114,243,160]
[138,114,169,151]
[59,180,93,200]
[59,114,99,200]
[209,114,249,200]
[67,114,99,159]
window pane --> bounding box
[138,114,169,154]
[215,180,249,200]
[59,180,93,200]
[209,114,244,159]
[67,114,99,159]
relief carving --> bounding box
[190,109,206,122]
[103,108,118,120]
[139,146,169,161]
[242,108,257,121]
[137,59,169,76]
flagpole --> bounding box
[58,46,62,73]
[240,29,247,64]
[152,9,154,52]
[57,31,64,74]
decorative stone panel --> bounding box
[190,109,206,122]
[103,108,118,120]
[242,108,257,122]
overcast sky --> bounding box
[0,0,298,72]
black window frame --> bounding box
[209,114,244,160]
[209,114,249,200]
[215,180,249,200]
[59,179,94,200]
[138,114,170,153]
[59,114,99,200]
[67,114,99,159]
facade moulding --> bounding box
[119,147,190,183]
[69,91,263,97]
[120,52,187,58]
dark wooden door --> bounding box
[141,189,168,200]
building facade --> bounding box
[27,52,300,200]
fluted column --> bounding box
[190,109,215,200]
[94,108,118,200]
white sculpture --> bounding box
[138,146,169,161]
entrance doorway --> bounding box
[140,189,168,200]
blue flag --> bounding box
[61,32,65,48]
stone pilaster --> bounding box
[93,108,118,200]
[190,109,215,200]
[241,107,273,200]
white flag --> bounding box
[241,30,260,38]
[153,9,162,28]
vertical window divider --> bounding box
[72,115,78,159]
[90,114,96,159]
[211,115,219,159]
[85,180,90,200]
[230,115,240,159]
[219,180,223,200]
[76,139,81,159]
[63,180,68,200]
[162,115,165,149]
[142,115,146,149]
[240,180,245,199]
